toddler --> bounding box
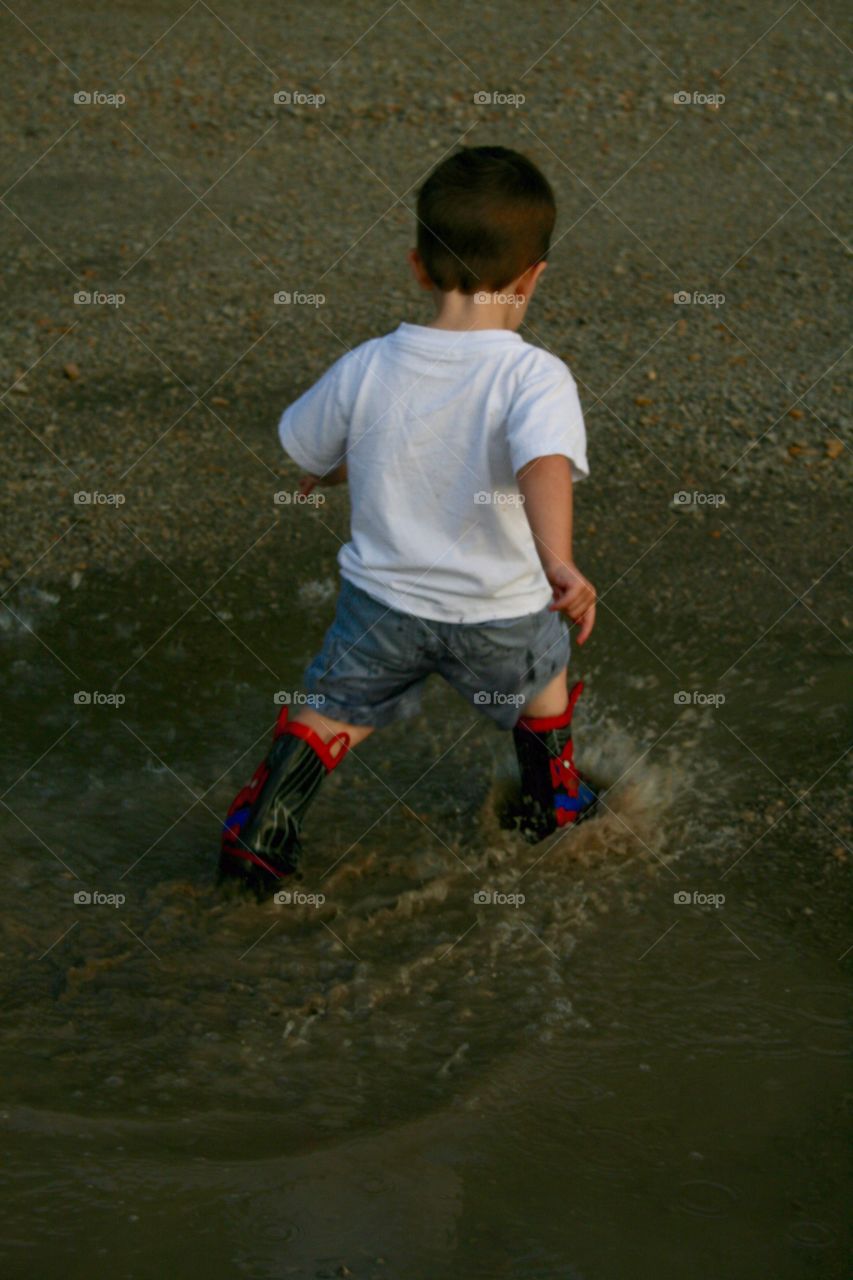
[219,145,598,898]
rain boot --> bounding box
[218,706,350,899]
[511,681,597,842]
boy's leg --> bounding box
[293,707,374,750]
[512,666,597,841]
[218,704,373,899]
[218,579,433,898]
[522,669,569,719]
[434,599,596,842]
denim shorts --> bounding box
[302,578,570,731]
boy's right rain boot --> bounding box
[218,706,350,900]
[511,681,598,842]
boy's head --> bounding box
[413,145,556,295]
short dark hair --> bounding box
[415,145,556,294]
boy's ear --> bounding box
[408,248,434,291]
[517,260,548,298]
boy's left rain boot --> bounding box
[218,706,350,899]
[511,681,598,843]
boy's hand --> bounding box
[298,462,347,497]
[547,562,596,644]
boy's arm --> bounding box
[298,462,347,496]
[279,345,369,485]
[517,454,596,644]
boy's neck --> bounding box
[427,288,528,333]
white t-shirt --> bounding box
[278,322,589,623]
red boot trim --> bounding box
[272,704,351,770]
[279,719,351,771]
[517,681,584,733]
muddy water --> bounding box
[0,559,849,1279]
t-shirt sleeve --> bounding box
[505,351,589,480]
[277,350,354,475]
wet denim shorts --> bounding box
[303,578,570,731]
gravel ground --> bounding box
[0,1,849,627]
